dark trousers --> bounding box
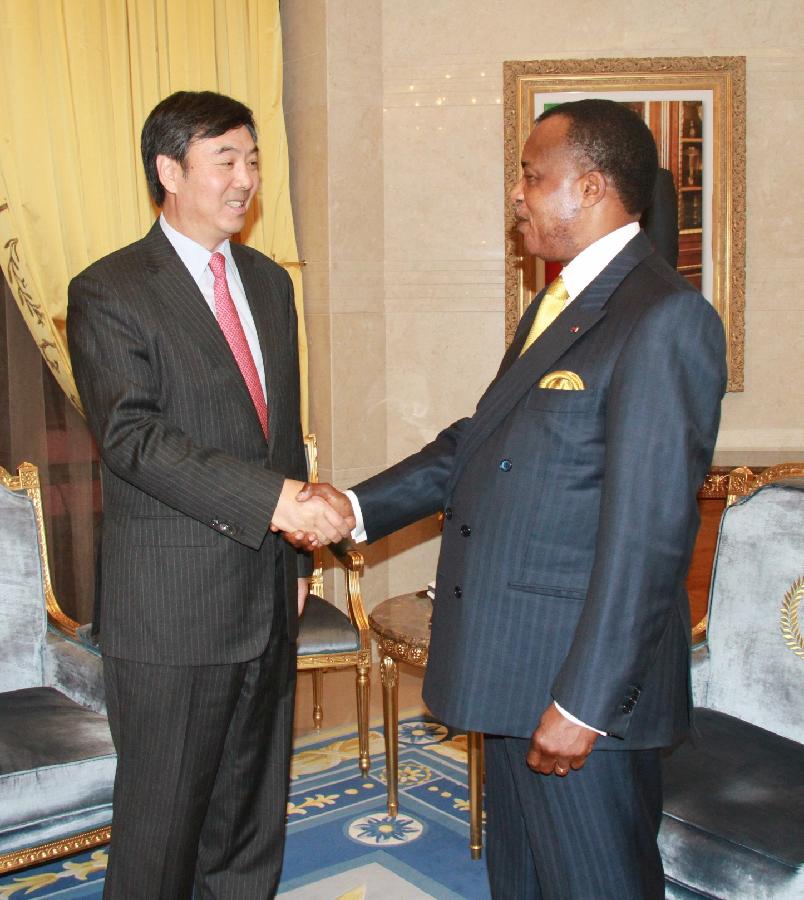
[102,605,296,900]
[484,735,664,900]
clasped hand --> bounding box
[270,479,355,548]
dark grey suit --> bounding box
[353,232,726,897]
[67,221,308,898]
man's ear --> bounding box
[579,170,607,208]
[155,155,181,198]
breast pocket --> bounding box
[526,387,598,414]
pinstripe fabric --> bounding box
[103,605,296,900]
[355,233,726,747]
[485,736,664,899]
[353,233,726,895]
[67,221,310,896]
[67,221,310,660]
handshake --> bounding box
[270,479,355,551]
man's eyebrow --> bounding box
[212,144,260,155]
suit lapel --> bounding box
[140,222,264,436]
[446,232,653,494]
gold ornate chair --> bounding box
[0,462,114,873]
[296,435,371,775]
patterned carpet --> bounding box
[0,717,490,899]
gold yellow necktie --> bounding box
[519,275,569,356]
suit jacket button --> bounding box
[499,459,512,472]
[454,585,463,599]
[444,507,453,520]
[460,524,471,537]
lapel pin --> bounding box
[570,325,580,333]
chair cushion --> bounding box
[297,593,359,656]
[660,708,804,900]
[0,687,116,853]
[0,485,46,691]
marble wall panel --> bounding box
[383,104,503,263]
[304,312,333,463]
[385,310,503,459]
[331,312,387,471]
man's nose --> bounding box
[234,161,256,190]
[509,176,524,206]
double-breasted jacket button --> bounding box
[444,507,453,520]
[499,459,513,472]
[454,585,463,599]
[460,524,471,537]
[622,698,635,714]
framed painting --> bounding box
[503,56,746,390]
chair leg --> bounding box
[467,730,484,859]
[312,669,324,730]
[380,655,399,817]
[355,662,371,776]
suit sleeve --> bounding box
[67,271,289,552]
[551,290,726,737]
[351,418,472,542]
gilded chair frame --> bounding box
[0,462,111,873]
[297,436,372,775]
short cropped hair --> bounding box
[141,91,257,206]
[538,99,658,215]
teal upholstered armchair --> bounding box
[297,435,371,775]
[660,465,804,899]
[0,463,115,873]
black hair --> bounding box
[538,99,658,215]
[140,91,257,206]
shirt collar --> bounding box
[159,214,233,281]
[561,222,640,302]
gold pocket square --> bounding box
[538,370,585,390]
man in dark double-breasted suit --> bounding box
[302,100,726,897]
[68,92,353,899]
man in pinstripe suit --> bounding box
[299,100,726,897]
[67,92,353,899]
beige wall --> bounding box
[283,0,804,606]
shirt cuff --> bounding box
[553,701,607,736]
[344,489,367,543]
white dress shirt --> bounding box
[347,222,642,735]
[159,214,267,401]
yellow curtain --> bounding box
[0,0,307,428]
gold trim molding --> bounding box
[0,462,80,638]
[375,635,429,668]
[503,55,746,391]
[781,576,804,661]
[0,827,110,874]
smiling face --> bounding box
[157,125,259,250]
[510,115,588,264]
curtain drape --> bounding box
[0,0,307,428]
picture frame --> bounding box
[503,56,746,391]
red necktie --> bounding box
[209,252,269,438]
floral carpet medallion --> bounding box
[0,718,490,899]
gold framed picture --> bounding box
[503,56,746,391]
